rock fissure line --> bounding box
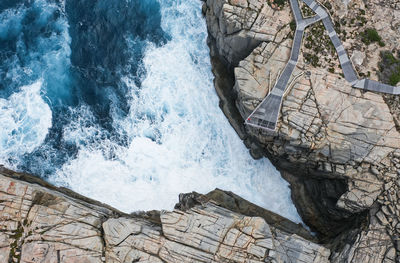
[205,0,400,260]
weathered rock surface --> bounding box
[326,0,400,81]
[1,0,399,261]
[203,0,400,261]
[204,0,292,65]
[0,167,331,262]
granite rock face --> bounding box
[204,0,292,65]
[203,0,400,261]
[0,168,117,263]
[0,168,331,263]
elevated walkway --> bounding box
[246,0,400,132]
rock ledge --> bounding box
[0,167,329,263]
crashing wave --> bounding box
[0,0,301,223]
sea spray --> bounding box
[0,0,302,223]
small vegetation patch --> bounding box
[389,73,400,86]
[304,53,320,67]
[381,52,400,130]
[361,28,385,47]
[322,1,332,10]
[290,19,296,31]
[346,7,368,28]
[9,222,24,262]
[303,21,336,68]
[267,0,287,9]
[379,51,400,86]
[301,2,315,17]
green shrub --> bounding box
[323,1,332,10]
[304,53,320,67]
[384,52,398,64]
[301,4,314,17]
[389,70,400,86]
[361,28,384,46]
[379,51,400,86]
[289,20,296,31]
[273,0,286,7]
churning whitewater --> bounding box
[0,0,301,223]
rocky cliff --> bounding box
[0,167,331,262]
[203,0,400,261]
[1,0,400,262]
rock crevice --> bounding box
[0,168,330,263]
[203,0,400,261]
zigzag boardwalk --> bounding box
[246,0,400,132]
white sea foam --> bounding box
[51,0,302,223]
[0,81,52,168]
[0,6,25,40]
[0,0,71,106]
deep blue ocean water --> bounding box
[0,0,301,222]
